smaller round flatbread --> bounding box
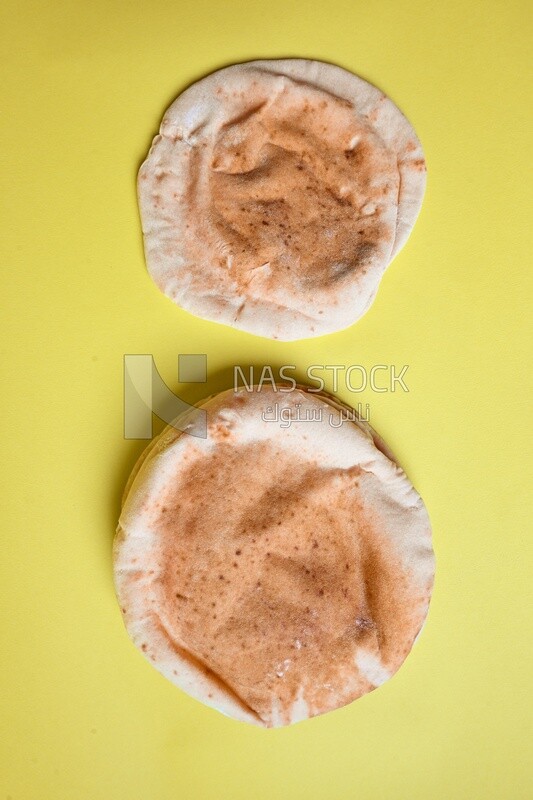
[138,59,426,340]
[114,386,434,727]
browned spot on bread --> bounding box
[148,436,424,725]
[179,83,398,302]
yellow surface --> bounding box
[1,1,532,797]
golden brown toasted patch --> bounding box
[152,442,426,723]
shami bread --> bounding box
[138,59,426,340]
[114,386,434,727]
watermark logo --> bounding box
[234,364,409,393]
[261,402,371,428]
[124,354,207,439]
[124,355,409,439]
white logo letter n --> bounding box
[124,355,207,439]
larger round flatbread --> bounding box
[114,386,434,727]
[138,59,426,340]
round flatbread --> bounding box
[138,59,426,340]
[114,386,434,727]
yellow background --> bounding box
[1,1,532,797]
